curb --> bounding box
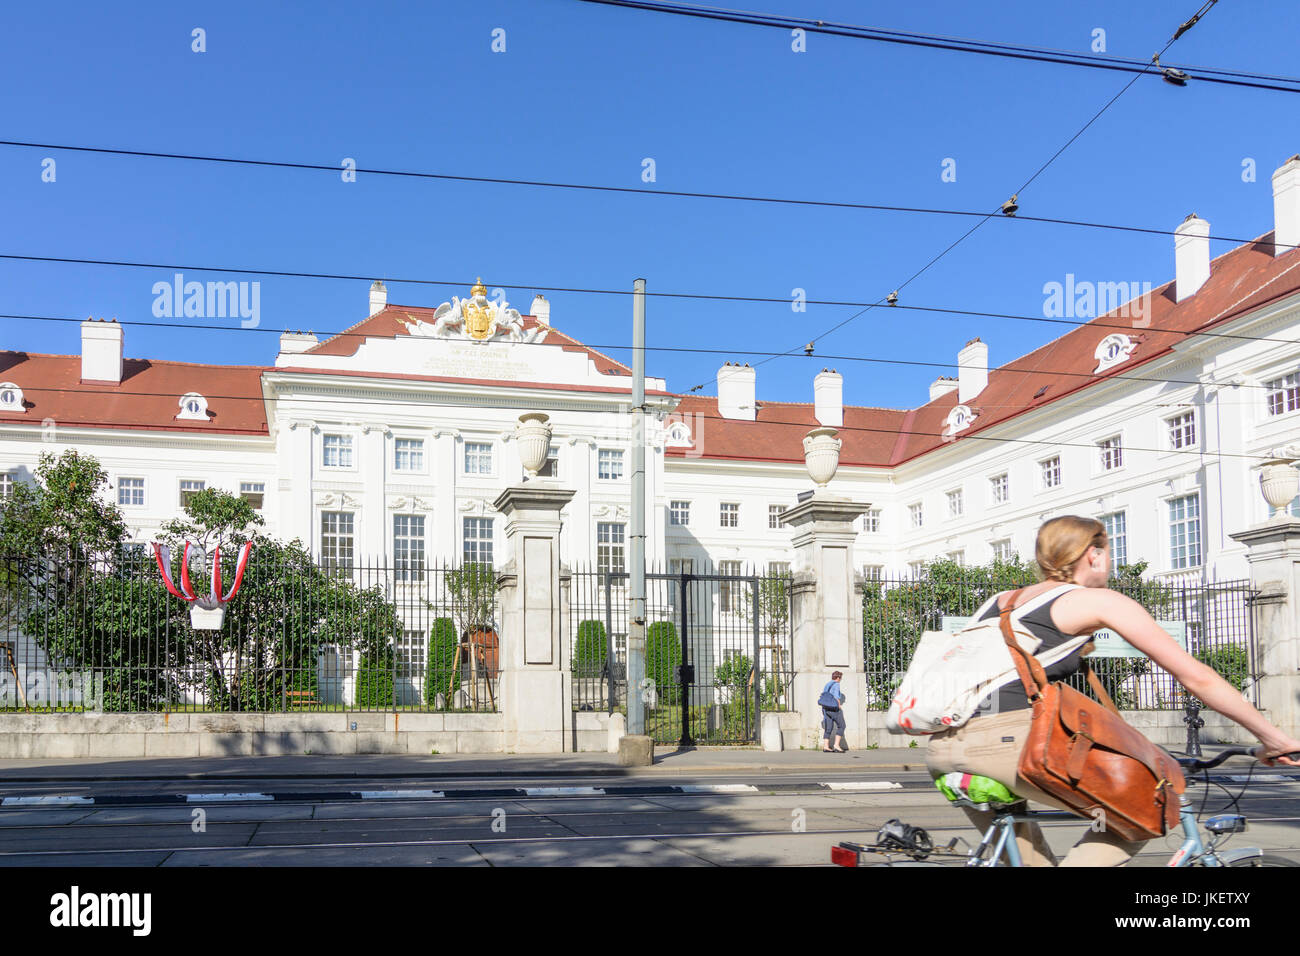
[0,780,907,809]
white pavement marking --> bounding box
[678,784,760,794]
[824,782,904,791]
[523,787,606,796]
[1,796,94,807]
[357,790,445,799]
[185,793,274,803]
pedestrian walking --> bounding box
[819,670,847,752]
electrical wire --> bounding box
[574,0,1290,91]
[0,142,1268,246]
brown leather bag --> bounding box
[998,589,1186,842]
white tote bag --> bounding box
[885,584,1089,735]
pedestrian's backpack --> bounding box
[885,584,1091,735]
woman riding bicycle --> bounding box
[925,515,1300,867]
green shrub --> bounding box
[647,621,681,703]
[713,654,752,695]
[575,620,608,677]
[1196,644,1250,690]
[355,654,395,708]
[424,617,459,707]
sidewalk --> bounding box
[0,746,933,783]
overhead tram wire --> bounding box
[704,0,1221,388]
[0,143,1267,247]
[7,380,1283,465]
[573,0,1295,92]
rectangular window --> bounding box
[1098,436,1123,471]
[768,561,791,577]
[1167,411,1196,450]
[537,445,560,478]
[1289,496,1300,519]
[1168,494,1202,570]
[669,500,691,526]
[320,511,354,573]
[908,560,927,578]
[718,560,743,612]
[946,489,963,519]
[179,479,205,508]
[991,539,1013,563]
[1101,511,1128,567]
[946,550,965,566]
[1039,456,1061,489]
[597,522,626,576]
[118,477,145,507]
[463,517,494,566]
[1265,371,1300,416]
[393,514,426,582]
[322,434,353,468]
[720,502,739,528]
[597,449,624,480]
[398,630,424,674]
[669,557,695,575]
[863,508,881,533]
[908,503,923,529]
[768,504,784,529]
[464,442,493,475]
[240,481,265,510]
[862,565,883,581]
[0,473,11,499]
[990,473,1009,505]
[394,438,424,472]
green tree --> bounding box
[355,651,395,708]
[22,487,402,712]
[447,563,497,638]
[424,617,459,708]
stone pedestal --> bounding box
[1229,521,1300,738]
[494,484,575,753]
[780,493,870,749]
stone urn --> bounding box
[515,413,552,479]
[802,427,841,488]
[1259,460,1299,520]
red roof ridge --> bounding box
[0,350,268,372]
[543,325,633,374]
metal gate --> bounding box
[570,565,794,745]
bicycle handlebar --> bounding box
[1177,747,1300,772]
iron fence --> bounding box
[0,551,502,713]
[862,569,1259,711]
[569,563,794,744]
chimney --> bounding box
[1273,155,1300,257]
[368,280,388,317]
[81,319,123,383]
[957,338,987,403]
[717,362,756,421]
[1174,214,1211,302]
[531,294,551,326]
[279,330,319,355]
[813,368,843,427]
[929,376,958,401]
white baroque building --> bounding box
[2,165,1300,598]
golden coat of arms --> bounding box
[402,279,549,345]
[463,278,493,340]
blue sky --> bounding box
[2,0,1297,409]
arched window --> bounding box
[176,392,209,421]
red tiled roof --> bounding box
[0,352,269,435]
[670,232,1300,468]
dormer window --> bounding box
[0,383,25,413]
[1093,334,1136,374]
[176,392,208,421]
[944,404,976,436]
[665,421,693,447]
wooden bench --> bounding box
[286,690,318,708]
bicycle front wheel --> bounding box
[1227,853,1299,867]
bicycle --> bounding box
[831,746,1300,867]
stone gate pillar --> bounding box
[1230,517,1300,738]
[494,485,575,753]
[780,494,869,749]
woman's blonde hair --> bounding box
[1035,516,1108,582]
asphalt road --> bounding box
[2,767,1298,866]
